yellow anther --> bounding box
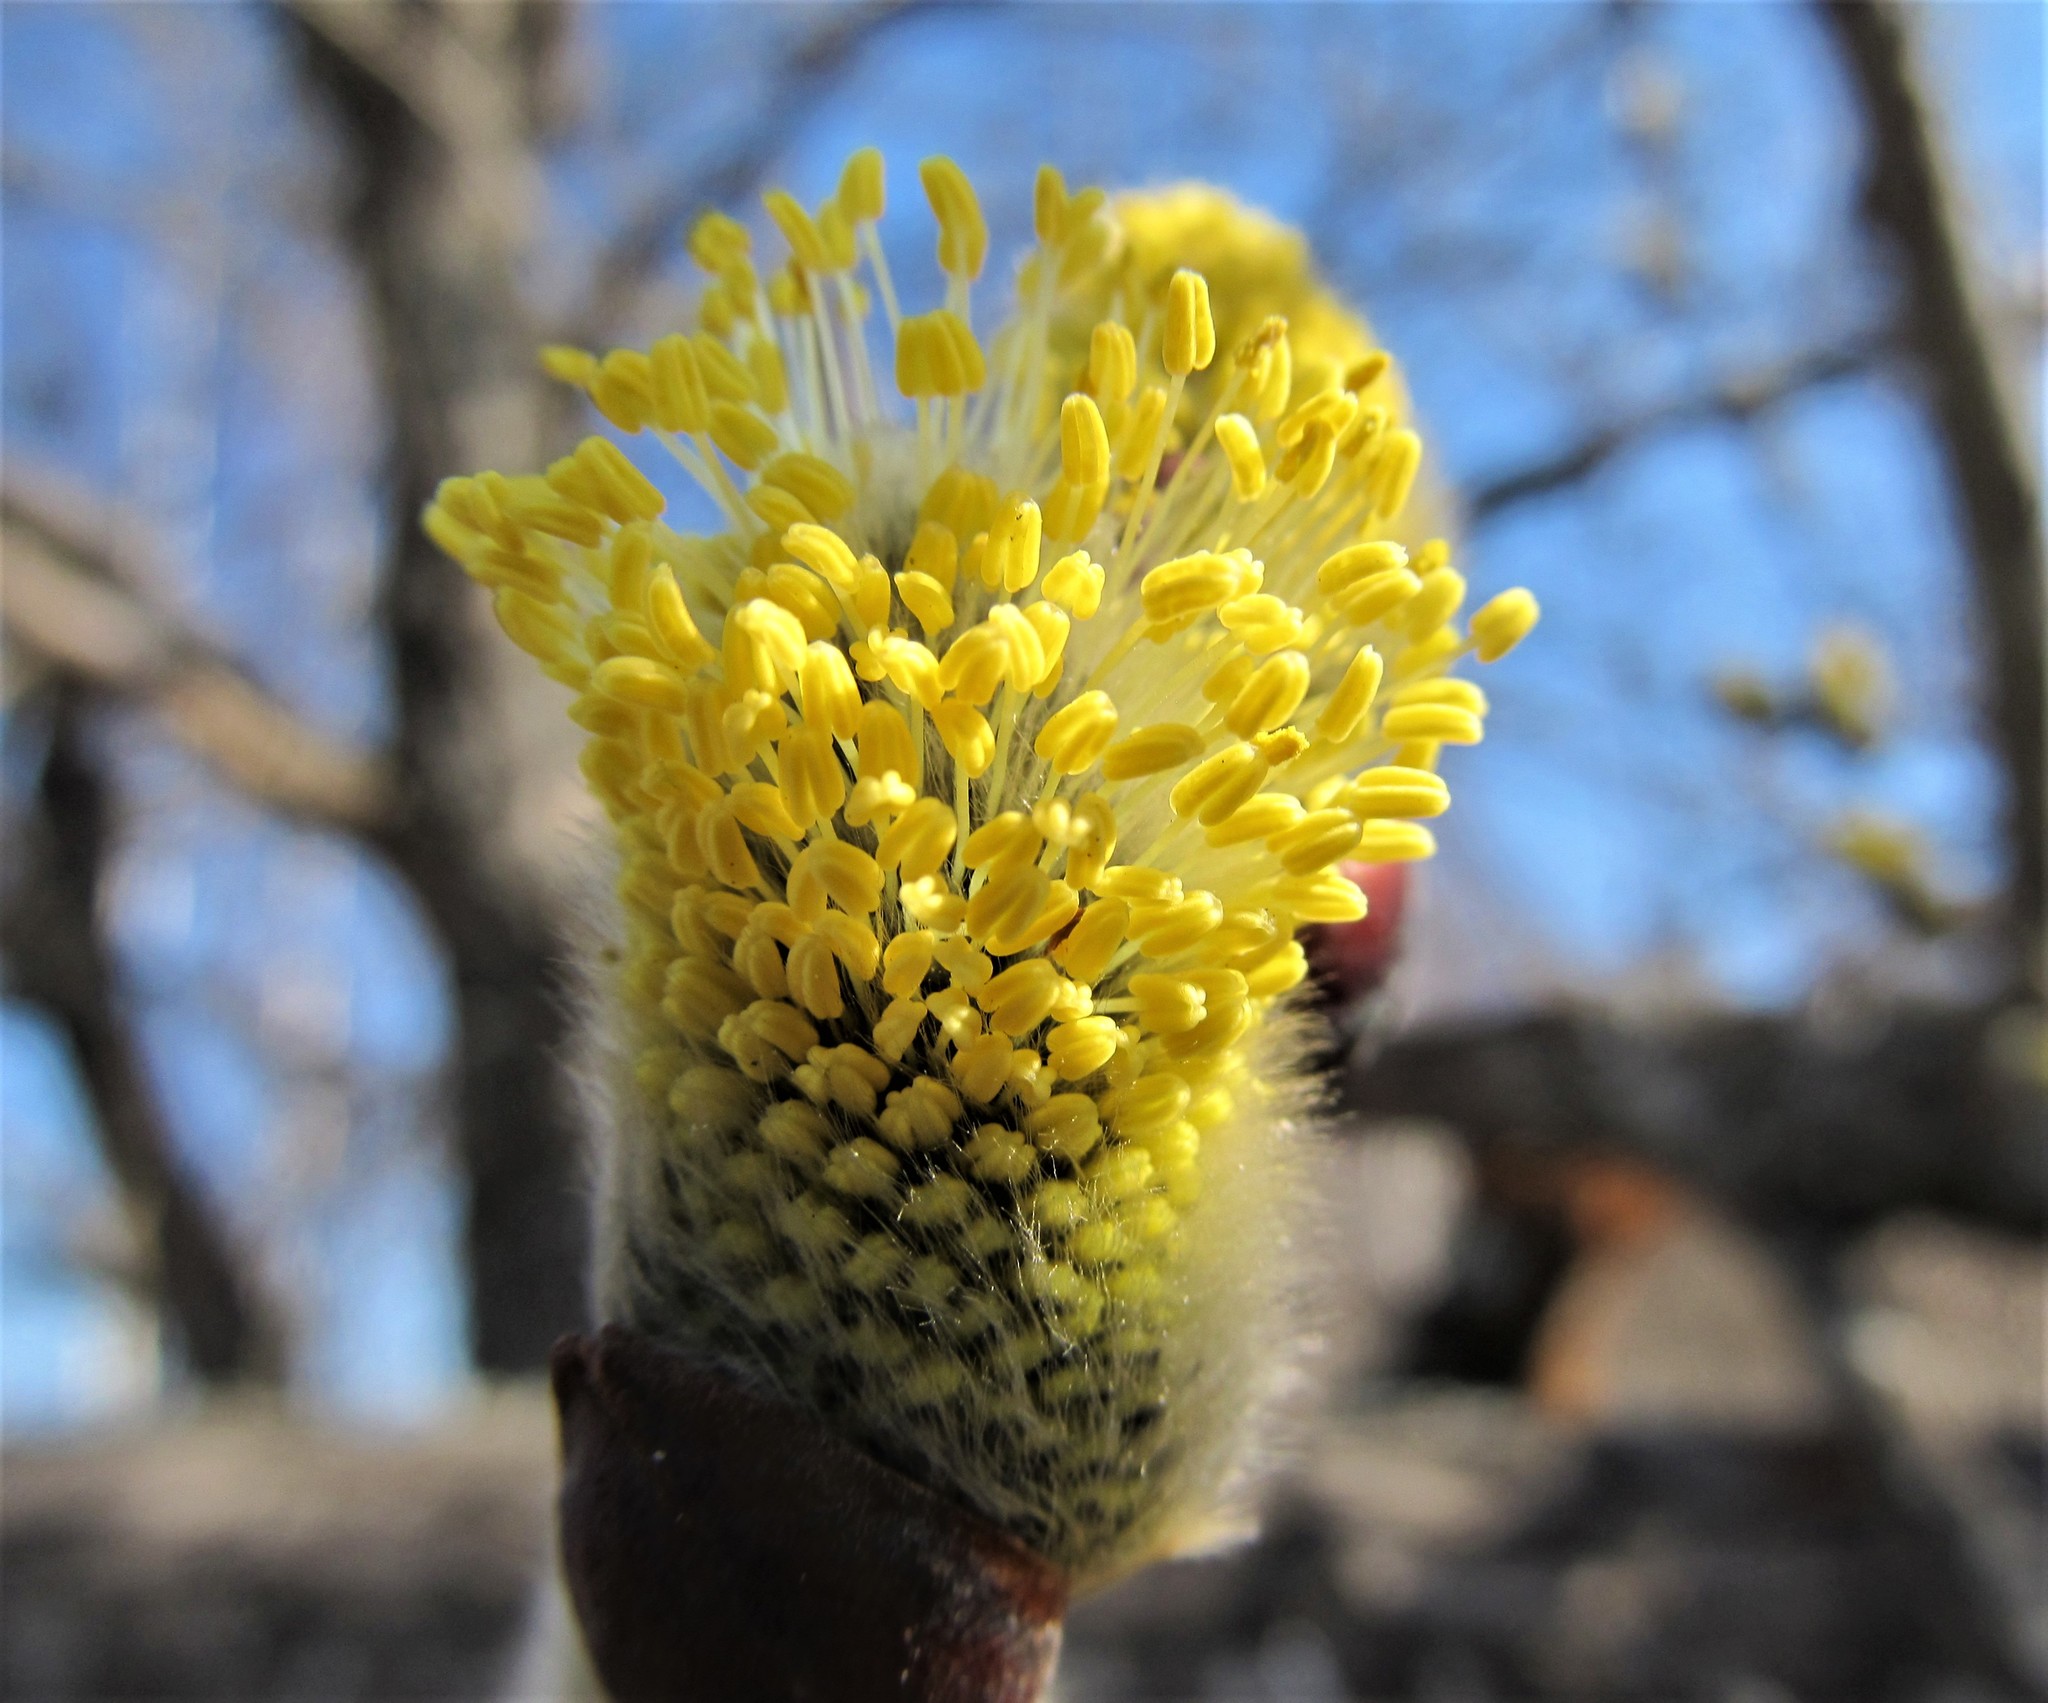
[728,781,803,840]
[1125,888,1221,956]
[1094,865,1180,905]
[1218,594,1305,655]
[723,598,807,695]
[1393,676,1489,714]
[1369,427,1423,518]
[965,1125,1038,1186]
[985,496,1044,593]
[937,621,1008,704]
[822,1137,901,1200]
[541,344,599,387]
[493,591,583,666]
[695,796,760,887]
[789,645,856,744]
[815,912,880,978]
[649,334,711,433]
[1471,588,1541,661]
[1272,869,1370,924]
[844,770,917,828]
[896,570,955,636]
[1335,567,1424,628]
[1033,164,1069,244]
[1043,478,1104,546]
[987,878,1078,957]
[904,520,959,592]
[964,810,1043,872]
[1271,809,1366,876]
[1113,385,1170,481]
[855,700,916,780]
[895,314,935,398]
[787,840,883,920]
[1023,603,1070,687]
[1352,821,1437,862]
[1224,651,1311,738]
[787,932,846,1019]
[783,522,861,594]
[874,997,928,1064]
[979,960,1065,1035]
[1163,269,1216,376]
[590,349,656,431]
[688,210,751,271]
[1058,394,1111,489]
[965,861,1050,946]
[1317,541,1408,596]
[1041,551,1105,619]
[920,465,998,540]
[1099,723,1205,781]
[880,1078,963,1152]
[1035,691,1119,775]
[748,340,789,414]
[708,401,777,470]
[919,155,988,280]
[837,147,886,223]
[747,484,813,537]
[1317,645,1385,743]
[1170,741,1269,825]
[760,563,838,642]
[1046,1016,1119,1081]
[1086,321,1138,404]
[593,655,692,714]
[1141,551,1242,626]
[1214,413,1268,501]
[882,931,939,1000]
[952,1032,1014,1104]
[761,454,853,520]
[762,189,830,272]
[932,699,995,777]
[1103,1073,1190,1137]
[691,334,754,401]
[1404,567,1467,639]
[1129,973,1207,1033]
[852,559,893,632]
[645,570,714,673]
[986,602,1049,691]
[900,876,967,931]
[1341,765,1450,820]
[1381,703,1484,745]
[928,309,987,395]
[815,199,858,272]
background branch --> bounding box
[1817,0,2047,1001]
[2,473,394,836]
[1465,335,1886,520]
[1,689,289,1385]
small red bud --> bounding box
[1304,860,1410,1005]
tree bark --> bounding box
[1,692,287,1384]
[289,1,590,1372]
[1816,0,2047,1001]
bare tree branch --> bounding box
[2,473,395,836]
[1,689,290,1385]
[1816,0,2047,1002]
[286,0,592,1374]
[1465,336,1886,519]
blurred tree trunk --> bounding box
[1,690,287,1384]
[1818,0,2047,1003]
[288,2,589,1373]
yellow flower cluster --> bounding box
[425,152,1536,1582]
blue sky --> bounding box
[3,0,2040,1430]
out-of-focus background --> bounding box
[2,3,2042,1698]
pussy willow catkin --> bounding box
[427,154,1536,1587]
